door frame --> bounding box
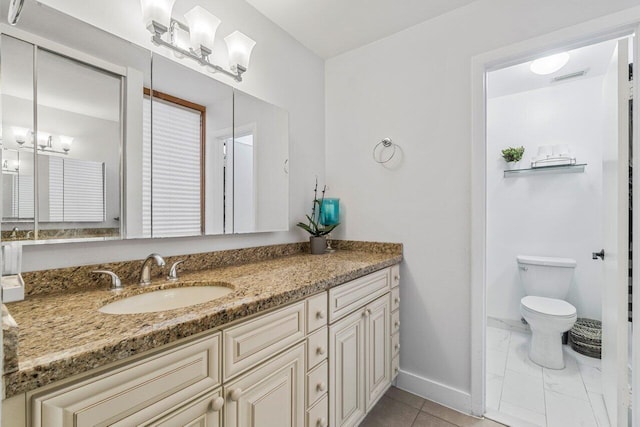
[469,10,640,420]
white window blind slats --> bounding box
[18,174,34,219]
[48,156,64,222]
[63,158,105,222]
[142,98,152,236]
[143,96,202,238]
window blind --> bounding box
[143,96,202,237]
[63,158,104,222]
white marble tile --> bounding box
[545,389,598,427]
[487,326,511,352]
[587,392,611,427]
[501,369,545,414]
[499,401,547,427]
[543,355,589,402]
[487,348,508,376]
[579,363,603,395]
[486,373,503,411]
[506,333,543,379]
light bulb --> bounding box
[59,136,73,153]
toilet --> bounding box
[517,255,578,369]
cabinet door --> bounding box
[365,295,391,410]
[329,308,366,427]
[224,342,305,427]
[143,389,223,427]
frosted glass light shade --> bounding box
[184,6,221,55]
[140,0,176,33]
[530,52,570,75]
[12,127,29,144]
[59,136,73,152]
[224,31,256,72]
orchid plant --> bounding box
[296,178,340,237]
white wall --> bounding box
[325,0,640,410]
[19,0,325,271]
[486,76,607,323]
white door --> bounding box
[601,36,631,427]
[329,309,366,427]
[224,342,305,427]
[365,295,391,410]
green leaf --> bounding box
[317,223,340,236]
[296,222,315,235]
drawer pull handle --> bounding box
[317,381,327,392]
[317,417,328,427]
[229,388,243,401]
[316,346,326,355]
[316,310,326,319]
[211,396,225,411]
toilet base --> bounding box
[528,329,565,369]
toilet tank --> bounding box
[516,255,576,299]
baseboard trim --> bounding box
[396,369,472,414]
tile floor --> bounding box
[361,386,506,427]
[485,326,609,427]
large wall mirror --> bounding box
[1,0,289,244]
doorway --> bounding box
[478,34,634,427]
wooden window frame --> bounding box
[143,87,206,233]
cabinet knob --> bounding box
[366,308,372,316]
[229,388,243,401]
[394,297,400,304]
[394,275,399,282]
[317,381,327,392]
[394,367,399,374]
[395,321,400,328]
[317,417,328,427]
[316,310,326,319]
[316,346,326,355]
[211,396,225,411]
[395,343,400,350]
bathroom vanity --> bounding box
[1,243,402,427]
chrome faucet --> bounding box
[9,227,19,239]
[140,253,165,285]
[92,270,122,290]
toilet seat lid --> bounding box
[521,296,576,317]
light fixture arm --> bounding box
[151,20,246,82]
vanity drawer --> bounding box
[307,361,328,408]
[223,301,306,380]
[392,333,400,358]
[390,265,400,288]
[307,292,328,333]
[392,355,399,380]
[307,326,328,370]
[391,310,400,335]
[329,269,390,322]
[307,394,328,427]
[391,287,400,312]
[32,333,221,427]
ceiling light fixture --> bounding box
[530,52,570,75]
[140,0,255,82]
[12,127,73,155]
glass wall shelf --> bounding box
[503,163,586,178]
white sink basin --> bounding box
[99,286,233,314]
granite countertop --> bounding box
[3,243,402,397]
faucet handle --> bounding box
[167,260,185,282]
[92,270,122,290]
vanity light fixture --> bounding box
[12,127,73,155]
[2,159,19,174]
[140,1,255,82]
[530,52,570,75]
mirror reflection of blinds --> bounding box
[142,99,152,237]
[63,158,105,222]
[18,174,34,218]
[48,156,64,222]
[143,97,201,237]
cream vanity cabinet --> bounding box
[13,266,399,427]
[329,265,400,427]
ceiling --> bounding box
[244,0,477,58]
[488,39,620,98]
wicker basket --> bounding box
[569,318,602,359]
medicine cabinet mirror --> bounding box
[0,1,289,244]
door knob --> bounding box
[592,249,605,260]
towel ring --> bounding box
[373,138,396,164]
